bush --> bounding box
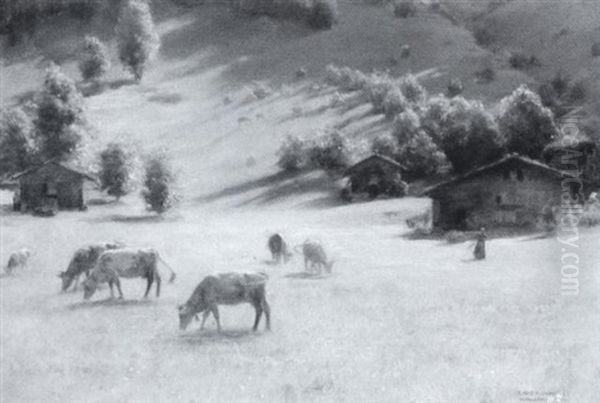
[508,52,541,70]
[399,74,426,104]
[308,131,349,172]
[325,65,368,92]
[308,0,338,30]
[591,42,600,58]
[437,97,505,173]
[420,95,451,144]
[0,107,35,176]
[361,72,396,113]
[371,134,398,158]
[116,0,160,81]
[34,63,85,161]
[397,129,447,179]
[79,35,110,82]
[382,87,408,118]
[473,26,494,46]
[497,85,559,159]
[277,135,308,172]
[475,67,495,83]
[142,152,175,214]
[446,78,463,98]
[99,143,132,200]
[567,79,587,103]
[393,0,416,18]
[579,204,600,227]
[392,108,421,145]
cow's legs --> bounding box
[144,275,154,298]
[304,256,309,271]
[108,280,115,299]
[262,298,271,331]
[252,302,263,331]
[72,274,80,292]
[114,278,124,299]
[155,272,161,297]
[210,305,221,332]
[200,311,210,330]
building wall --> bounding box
[349,162,401,194]
[19,164,85,210]
[432,166,562,230]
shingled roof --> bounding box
[344,154,404,176]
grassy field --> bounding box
[1,1,600,402]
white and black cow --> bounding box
[82,248,176,300]
[58,241,123,291]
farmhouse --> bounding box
[11,160,97,212]
[542,133,597,182]
[342,154,407,199]
[423,153,590,230]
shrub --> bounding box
[99,143,132,200]
[277,135,308,172]
[420,95,451,144]
[392,108,421,145]
[325,65,368,92]
[475,67,495,83]
[497,85,559,159]
[591,42,600,58]
[397,129,447,179]
[382,87,408,118]
[438,97,505,173]
[308,131,349,172]
[473,26,494,46]
[446,78,463,98]
[0,107,35,176]
[308,0,338,30]
[371,134,398,159]
[400,45,411,58]
[361,73,396,113]
[579,204,600,227]
[142,152,175,214]
[79,35,110,82]
[393,0,416,18]
[508,52,541,70]
[116,0,160,81]
[550,71,570,97]
[399,74,426,104]
[567,79,587,103]
[34,63,85,161]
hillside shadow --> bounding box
[67,298,153,310]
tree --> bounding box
[392,108,421,145]
[0,107,34,176]
[34,63,85,161]
[497,85,558,159]
[438,97,505,173]
[397,129,447,180]
[99,143,131,200]
[79,35,110,82]
[142,152,174,213]
[116,0,159,81]
[277,135,308,172]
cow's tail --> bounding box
[157,255,177,283]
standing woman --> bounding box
[474,227,487,260]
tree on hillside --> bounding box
[397,129,447,180]
[34,63,86,161]
[99,143,132,200]
[438,97,505,173]
[79,35,110,82]
[497,85,559,159]
[116,0,159,82]
[392,108,421,145]
[0,107,35,176]
[142,152,175,214]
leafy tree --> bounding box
[392,108,421,145]
[438,97,505,173]
[497,85,558,159]
[420,95,450,144]
[399,74,426,104]
[116,0,159,81]
[79,35,110,82]
[0,107,34,175]
[397,129,447,180]
[371,134,398,159]
[142,152,174,213]
[307,0,338,30]
[99,143,131,200]
[34,63,85,161]
[308,131,349,172]
[277,135,308,172]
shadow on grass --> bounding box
[67,298,153,310]
[86,214,173,224]
[177,328,264,345]
[284,271,329,280]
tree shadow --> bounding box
[67,298,153,310]
[86,214,172,224]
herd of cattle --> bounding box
[3,233,332,332]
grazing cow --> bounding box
[58,241,123,291]
[301,241,334,274]
[178,272,270,332]
[4,248,31,274]
[82,248,176,300]
[268,233,291,264]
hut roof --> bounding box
[11,160,97,183]
[422,153,564,197]
[344,154,404,176]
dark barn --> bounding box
[12,161,96,212]
[423,154,589,230]
[343,154,407,199]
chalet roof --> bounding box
[344,154,404,176]
[11,160,97,182]
[542,133,595,156]
[423,153,564,197]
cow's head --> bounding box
[58,271,73,291]
[178,304,195,330]
[82,277,98,300]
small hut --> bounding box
[342,154,407,200]
[423,153,591,230]
[11,160,97,213]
